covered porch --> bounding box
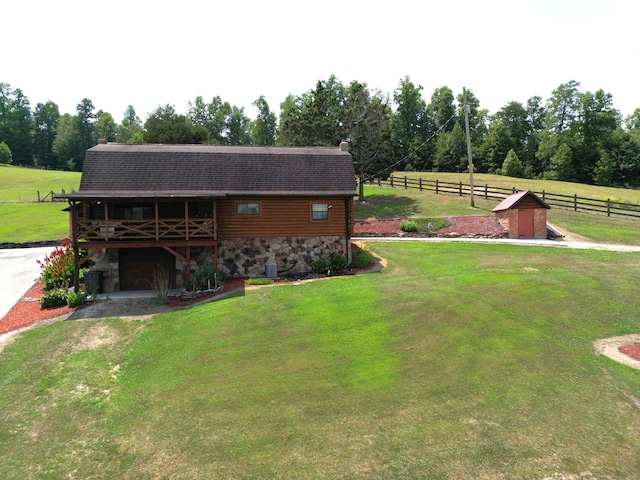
[66,196,221,292]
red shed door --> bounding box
[518,209,534,238]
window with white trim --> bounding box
[311,203,329,220]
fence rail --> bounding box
[40,190,68,202]
[368,176,640,219]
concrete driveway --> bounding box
[0,247,55,319]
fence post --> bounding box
[574,194,578,211]
[435,179,439,194]
[459,182,463,196]
[484,184,488,199]
[607,198,611,217]
[542,190,546,202]
[37,190,40,203]
[390,176,394,188]
[404,176,407,189]
[419,178,422,191]
[377,177,381,186]
[50,191,54,202]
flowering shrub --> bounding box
[37,238,75,291]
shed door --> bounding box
[119,248,175,290]
[518,209,535,238]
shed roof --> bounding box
[492,190,551,212]
[66,144,356,200]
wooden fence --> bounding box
[39,190,68,202]
[368,176,640,219]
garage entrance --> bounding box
[119,248,175,290]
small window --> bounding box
[312,203,329,220]
[236,202,260,215]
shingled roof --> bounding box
[67,144,356,199]
[492,190,550,212]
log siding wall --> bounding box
[216,196,353,239]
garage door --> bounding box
[119,248,176,290]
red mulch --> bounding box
[619,344,640,361]
[354,215,505,236]
[0,282,75,335]
[0,278,249,336]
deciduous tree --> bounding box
[251,95,277,146]
[33,101,59,168]
[144,104,207,144]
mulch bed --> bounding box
[0,282,75,335]
[354,215,506,237]
[0,278,249,336]
[619,344,640,362]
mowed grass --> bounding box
[396,171,640,204]
[2,242,640,478]
[0,203,70,242]
[0,165,80,203]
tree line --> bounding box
[2,78,640,189]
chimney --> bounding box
[339,140,349,152]
[98,137,107,144]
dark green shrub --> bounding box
[350,246,375,269]
[311,259,330,275]
[311,251,349,276]
[66,292,86,307]
[191,264,225,291]
[400,218,451,233]
[400,220,418,232]
[40,289,68,309]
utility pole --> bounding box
[463,87,475,208]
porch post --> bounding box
[186,247,191,284]
[184,201,189,241]
[155,201,159,241]
[70,202,80,292]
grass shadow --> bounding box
[355,194,420,219]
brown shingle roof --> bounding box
[68,144,356,199]
[492,190,551,212]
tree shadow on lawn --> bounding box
[355,194,420,219]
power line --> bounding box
[365,112,458,182]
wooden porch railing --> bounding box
[77,218,215,241]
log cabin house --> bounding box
[62,142,356,292]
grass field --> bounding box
[0,203,70,243]
[0,165,80,203]
[393,171,640,204]
[1,242,640,478]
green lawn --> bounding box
[0,165,80,203]
[2,242,640,478]
[0,202,70,243]
[394,171,640,204]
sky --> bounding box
[2,0,639,123]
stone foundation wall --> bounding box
[87,249,120,293]
[174,246,216,289]
[218,236,350,278]
[86,237,349,292]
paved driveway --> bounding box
[0,247,55,319]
